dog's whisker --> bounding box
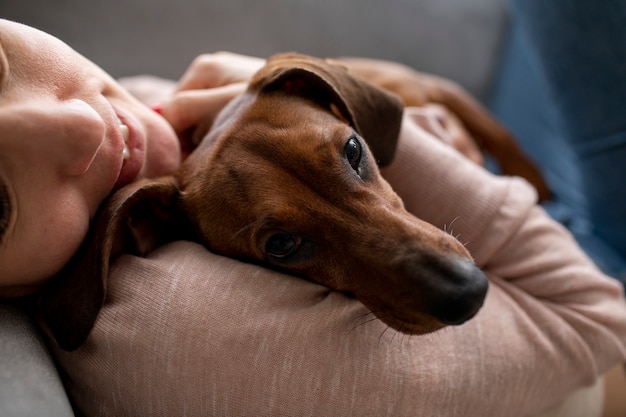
[230,218,267,244]
[349,309,383,333]
[443,215,461,236]
[351,309,377,325]
[355,309,378,320]
[390,327,402,345]
[349,317,371,332]
[349,318,380,334]
[361,316,383,326]
[232,222,255,239]
[377,325,393,346]
[449,215,461,229]
[402,328,415,347]
[400,331,409,347]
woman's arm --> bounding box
[384,107,626,405]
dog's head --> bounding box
[39,53,487,351]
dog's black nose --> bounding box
[423,257,489,326]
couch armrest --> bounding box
[0,303,74,417]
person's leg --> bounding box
[489,2,626,281]
[507,0,626,257]
[490,22,586,225]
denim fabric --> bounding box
[489,0,626,283]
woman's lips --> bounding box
[114,108,145,189]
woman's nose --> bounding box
[48,99,107,177]
[0,98,109,179]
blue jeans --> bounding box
[489,0,626,283]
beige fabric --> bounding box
[535,378,604,417]
[49,109,626,416]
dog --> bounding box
[38,53,547,351]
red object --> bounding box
[151,104,163,115]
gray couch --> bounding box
[0,0,508,415]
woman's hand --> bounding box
[160,52,265,153]
[176,51,265,91]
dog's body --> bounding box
[340,57,551,199]
[39,54,548,351]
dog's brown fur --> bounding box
[340,57,550,200]
[38,53,547,351]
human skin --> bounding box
[0,19,180,297]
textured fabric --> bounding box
[490,0,626,276]
[49,109,626,416]
[0,303,74,417]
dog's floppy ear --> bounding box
[251,53,404,166]
[37,177,189,351]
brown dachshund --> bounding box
[38,53,547,351]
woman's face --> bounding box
[0,20,181,297]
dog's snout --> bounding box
[423,257,488,326]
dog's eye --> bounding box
[266,233,301,259]
[344,136,362,173]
